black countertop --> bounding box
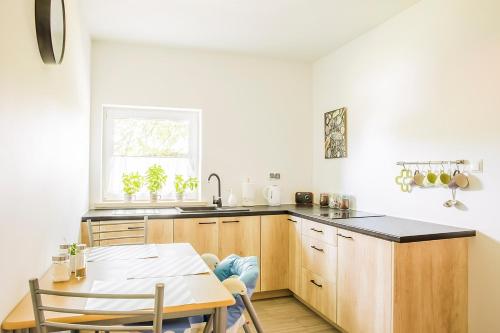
[82,204,476,243]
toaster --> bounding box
[295,192,313,205]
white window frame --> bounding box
[101,104,202,202]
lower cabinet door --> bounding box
[146,219,174,244]
[173,218,219,255]
[261,215,289,291]
[301,268,336,322]
[288,215,302,296]
[219,216,261,291]
[337,230,393,333]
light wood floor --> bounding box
[240,296,340,333]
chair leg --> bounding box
[203,314,214,333]
[241,295,264,333]
[243,323,252,333]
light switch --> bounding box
[470,159,483,173]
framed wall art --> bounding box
[324,107,347,158]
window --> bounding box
[102,105,201,201]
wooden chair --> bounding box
[29,278,164,333]
[86,217,148,247]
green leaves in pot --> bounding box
[174,175,199,194]
[122,172,144,196]
[146,164,168,194]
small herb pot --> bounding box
[176,192,184,202]
[150,192,161,202]
[124,193,133,202]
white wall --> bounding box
[0,0,90,322]
[90,41,312,206]
[313,0,500,331]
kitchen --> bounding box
[1,0,499,333]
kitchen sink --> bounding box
[175,206,250,213]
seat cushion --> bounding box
[213,255,260,329]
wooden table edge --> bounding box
[2,298,235,330]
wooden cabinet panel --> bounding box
[300,268,336,322]
[288,215,302,296]
[337,230,393,333]
[392,238,468,333]
[302,219,337,246]
[218,216,260,259]
[219,216,261,292]
[261,215,289,291]
[174,218,219,255]
[147,219,174,244]
[301,235,337,280]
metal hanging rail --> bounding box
[396,160,466,166]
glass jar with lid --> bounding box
[52,254,71,282]
[75,244,87,279]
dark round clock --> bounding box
[35,0,66,64]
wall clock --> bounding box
[35,0,66,64]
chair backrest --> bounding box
[29,278,163,333]
[86,217,148,247]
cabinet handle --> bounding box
[311,245,324,252]
[127,226,144,230]
[222,220,240,224]
[310,280,323,288]
[287,218,297,223]
[198,222,217,225]
[310,228,323,233]
[337,233,353,240]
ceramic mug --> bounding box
[437,170,452,186]
[425,169,438,186]
[413,170,426,187]
[448,170,469,189]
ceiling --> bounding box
[81,0,419,62]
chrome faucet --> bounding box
[208,173,222,207]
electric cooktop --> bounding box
[316,209,384,220]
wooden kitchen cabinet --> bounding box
[147,219,174,244]
[301,234,337,279]
[81,219,174,246]
[219,215,261,291]
[300,268,336,322]
[260,215,289,291]
[218,216,260,259]
[288,215,302,296]
[336,229,394,333]
[173,218,219,255]
[337,229,468,333]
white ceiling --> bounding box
[81,0,419,62]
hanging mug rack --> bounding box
[396,160,466,166]
[395,160,470,207]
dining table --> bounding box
[1,243,235,333]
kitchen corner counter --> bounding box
[81,204,476,243]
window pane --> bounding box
[113,118,189,157]
[102,106,200,201]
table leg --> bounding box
[213,307,227,333]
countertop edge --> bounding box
[81,206,476,243]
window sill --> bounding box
[92,200,208,210]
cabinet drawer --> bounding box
[301,219,337,246]
[301,235,337,280]
[96,221,145,246]
[300,268,336,322]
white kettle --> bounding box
[262,184,281,206]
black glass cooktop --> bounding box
[316,209,384,220]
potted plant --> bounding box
[122,172,144,201]
[146,164,168,202]
[174,175,199,201]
